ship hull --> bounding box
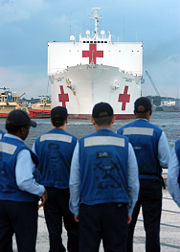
[0,109,51,119]
[50,64,141,119]
[162,106,180,112]
[27,108,51,118]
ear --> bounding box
[90,116,95,125]
[112,115,115,124]
[149,109,152,116]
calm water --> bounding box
[0,111,180,148]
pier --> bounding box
[13,190,180,251]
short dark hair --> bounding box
[92,102,114,126]
[93,116,113,126]
[51,118,66,127]
[134,97,152,113]
[51,106,68,127]
[92,102,113,118]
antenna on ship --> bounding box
[92,7,101,39]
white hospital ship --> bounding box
[48,8,143,119]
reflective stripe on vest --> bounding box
[123,127,154,136]
[0,142,17,155]
[84,136,125,147]
[40,133,72,143]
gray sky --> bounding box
[0,0,179,98]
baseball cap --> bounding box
[51,106,68,121]
[134,97,152,113]
[92,102,114,118]
[6,110,37,127]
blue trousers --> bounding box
[127,179,162,252]
[0,200,38,252]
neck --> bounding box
[52,124,66,131]
[95,124,112,131]
[135,111,152,121]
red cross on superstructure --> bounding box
[58,85,69,107]
[118,86,130,111]
[82,44,103,64]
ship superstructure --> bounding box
[48,8,143,118]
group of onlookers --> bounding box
[0,96,179,252]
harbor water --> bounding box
[0,111,180,148]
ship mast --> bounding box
[92,8,101,39]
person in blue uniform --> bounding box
[0,129,4,139]
[117,97,170,252]
[69,102,139,252]
[167,139,180,207]
[0,110,47,252]
[33,106,78,252]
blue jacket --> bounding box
[0,136,39,202]
[0,130,4,140]
[175,140,180,166]
[34,128,77,189]
[117,119,162,180]
[79,128,129,205]
[175,140,180,184]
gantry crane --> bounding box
[145,70,161,106]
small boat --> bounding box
[162,100,180,112]
[0,87,27,118]
[27,96,51,118]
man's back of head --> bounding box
[92,102,114,127]
[5,109,36,139]
[51,106,68,128]
[134,97,152,119]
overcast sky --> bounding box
[0,0,179,98]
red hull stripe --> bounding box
[68,114,135,120]
[0,113,135,120]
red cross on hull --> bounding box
[82,44,103,64]
[58,85,69,108]
[118,86,130,111]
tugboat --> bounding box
[27,96,51,118]
[0,87,26,118]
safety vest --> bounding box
[174,140,180,185]
[0,136,39,202]
[79,128,129,205]
[34,128,77,189]
[117,119,162,180]
[0,130,4,140]
[175,140,180,165]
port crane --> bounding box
[145,70,161,106]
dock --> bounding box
[13,190,180,251]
